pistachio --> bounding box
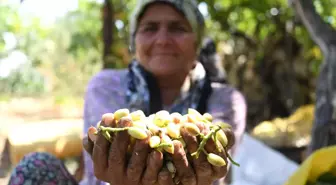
[170,112,183,124]
[147,122,160,135]
[132,120,147,130]
[215,121,232,129]
[88,109,240,170]
[127,127,148,140]
[187,114,198,123]
[149,135,161,148]
[114,108,130,121]
[184,122,200,136]
[180,115,188,124]
[207,153,226,167]
[216,130,228,147]
[188,108,203,121]
[130,110,146,121]
[153,110,171,127]
[166,161,176,173]
[203,113,213,122]
[166,122,180,139]
[161,134,174,154]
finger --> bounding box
[108,117,132,177]
[82,135,94,156]
[171,140,196,185]
[100,113,117,140]
[223,128,235,149]
[181,125,213,184]
[126,133,150,183]
[203,129,228,179]
[84,125,98,157]
[92,130,109,179]
[88,126,98,142]
[102,113,117,127]
[158,167,175,185]
[142,150,164,185]
[195,121,207,133]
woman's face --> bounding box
[135,3,197,77]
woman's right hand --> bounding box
[82,113,175,185]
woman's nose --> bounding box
[155,28,171,45]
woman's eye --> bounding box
[170,26,188,33]
[141,26,157,32]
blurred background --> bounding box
[0,0,335,184]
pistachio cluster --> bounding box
[88,108,239,177]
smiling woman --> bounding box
[7,0,247,185]
[133,3,200,106]
[135,3,197,78]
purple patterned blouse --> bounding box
[79,69,247,185]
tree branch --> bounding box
[102,0,115,69]
[289,0,336,54]
[290,0,336,155]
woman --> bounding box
[8,0,246,185]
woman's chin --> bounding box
[149,67,181,77]
[143,60,189,77]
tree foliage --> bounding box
[0,0,335,130]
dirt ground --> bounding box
[0,97,83,185]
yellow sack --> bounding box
[284,146,336,185]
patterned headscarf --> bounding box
[128,0,205,53]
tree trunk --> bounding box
[290,0,336,155]
[102,0,115,69]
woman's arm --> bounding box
[80,70,126,185]
[208,86,247,185]
[224,90,247,154]
[209,86,247,154]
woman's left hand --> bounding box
[171,122,235,185]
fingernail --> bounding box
[195,122,205,131]
[153,150,162,159]
[102,113,114,126]
[173,140,182,150]
[160,171,169,180]
[118,116,132,128]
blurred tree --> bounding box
[289,0,336,155]
[102,0,115,69]
[1,0,336,141]
[200,0,335,131]
[201,0,303,128]
[0,3,49,96]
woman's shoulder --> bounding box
[87,68,128,89]
[84,69,128,108]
